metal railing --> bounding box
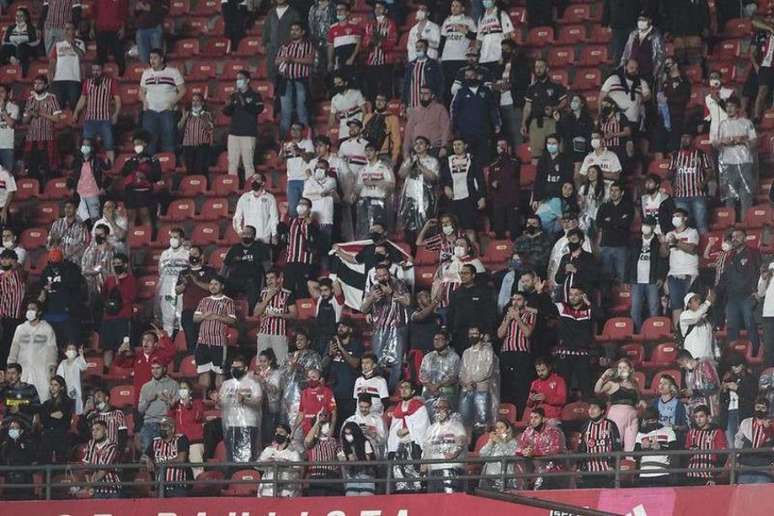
[0,447,772,500]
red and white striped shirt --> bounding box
[366,278,408,331]
[195,295,236,347]
[752,419,771,448]
[82,76,117,121]
[259,288,296,336]
[91,408,127,444]
[327,21,364,51]
[685,426,726,479]
[581,418,619,472]
[182,111,213,146]
[287,217,315,265]
[407,60,427,109]
[669,149,712,198]
[150,434,191,483]
[44,0,81,30]
[82,438,120,493]
[501,311,535,353]
[24,92,61,142]
[0,268,25,319]
[277,38,315,80]
[365,17,397,66]
[600,114,624,149]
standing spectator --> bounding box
[224,225,270,316]
[715,96,757,220]
[319,320,362,419]
[69,138,110,223]
[554,228,598,298]
[222,0,246,50]
[178,93,213,175]
[144,417,192,498]
[677,350,721,420]
[758,262,774,367]
[521,60,568,161]
[354,143,395,240]
[282,333,323,427]
[133,0,167,64]
[656,59,691,156]
[37,249,83,348]
[224,70,264,181]
[255,349,283,447]
[619,11,665,85]
[308,0,336,76]
[402,88,450,158]
[48,22,85,110]
[1,229,25,266]
[651,374,689,434]
[578,130,623,182]
[360,264,410,391]
[48,199,90,264]
[446,265,497,354]
[531,135,574,233]
[363,1,398,101]
[0,8,40,77]
[439,0,476,102]
[303,408,342,496]
[22,75,62,180]
[353,352,389,416]
[41,0,81,55]
[280,122,315,217]
[7,301,57,404]
[157,228,189,335]
[38,375,74,464]
[602,0,641,65]
[669,132,714,235]
[558,94,595,170]
[255,269,298,365]
[594,359,641,452]
[100,253,135,368]
[193,276,237,389]
[720,353,758,446]
[302,158,338,247]
[487,137,520,239]
[720,228,761,354]
[596,182,634,282]
[137,360,179,452]
[598,97,633,162]
[734,397,774,484]
[386,380,431,493]
[514,407,565,490]
[408,290,441,352]
[458,326,497,435]
[79,420,121,498]
[495,40,531,150]
[276,23,315,137]
[120,131,161,227]
[80,224,115,310]
[420,398,467,494]
[705,71,735,145]
[406,2,440,63]
[167,382,204,475]
[283,196,319,297]
[327,1,363,75]
[451,68,500,166]
[684,405,727,486]
[363,93,401,166]
[91,0,127,76]
[263,0,301,81]
[311,278,345,351]
[600,59,651,130]
[55,344,86,416]
[635,406,678,487]
[113,325,175,406]
[451,47,491,99]
[751,15,774,121]
[139,49,185,154]
[174,248,212,352]
[497,292,536,417]
[329,74,367,138]
[476,0,514,74]
[441,138,485,243]
[309,136,354,242]
[627,216,667,332]
[661,208,699,326]
[513,215,554,277]
[232,173,279,245]
[577,398,622,488]
[219,355,263,462]
[553,287,594,398]
[257,424,302,497]
[0,250,25,367]
[0,85,19,173]
[401,40,444,113]
[419,331,461,420]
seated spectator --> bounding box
[515,407,565,490]
[257,423,302,497]
[734,397,774,484]
[683,404,727,486]
[178,93,213,175]
[343,395,387,457]
[527,357,567,424]
[0,8,40,76]
[677,350,721,422]
[283,332,323,427]
[137,360,179,453]
[650,374,689,435]
[594,359,641,453]
[73,63,121,164]
[38,375,74,464]
[303,408,342,496]
[91,200,128,255]
[679,291,716,360]
[143,416,192,498]
[419,331,461,420]
[56,343,87,415]
[0,417,36,499]
[339,421,376,496]
[478,417,518,491]
[120,130,161,228]
[8,301,57,403]
[387,380,430,493]
[167,380,204,476]
[577,398,622,488]
[218,355,262,463]
[78,419,121,498]
[635,406,678,487]
[420,398,467,494]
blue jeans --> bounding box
[279,79,309,137]
[136,26,163,64]
[83,120,115,150]
[286,180,305,218]
[139,422,160,453]
[630,283,661,331]
[726,408,739,448]
[668,276,693,309]
[142,110,176,154]
[726,295,760,354]
[600,246,627,282]
[459,390,490,429]
[674,197,708,234]
[738,473,772,484]
[0,148,13,172]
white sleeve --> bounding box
[377,378,389,398]
[501,12,514,34]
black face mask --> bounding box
[190,256,201,265]
[369,232,383,242]
[231,367,246,379]
[419,98,431,107]
[251,182,263,191]
[374,253,388,262]
[466,79,480,88]
[625,72,638,81]
[114,265,126,274]
[0,264,11,271]
[241,237,253,245]
[274,433,287,444]
[646,185,658,194]
[95,235,106,244]
[568,241,581,252]
[524,225,539,235]
[755,410,769,419]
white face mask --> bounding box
[8,428,20,440]
[641,225,653,236]
[344,434,355,443]
[81,145,92,156]
[169,237,181,249]
[25,309,37,322]
[179,388,190,399]
[619,369,630,379]
[590,138,601,150]
[453,246,466,258]
[314,168,326,180]
[671,216,684,228]
[65,349,77,360]
[336,13,346,21]
[236,79,247,90]
[637,20,649,31]
[415,10,427,20]
[376,14,384,21]
[134,145,144,155]
[96,401,107,411]
[709,78,721,88]
[2,239,13,249]
[296,204,309,216]
[442,224,454,236]
[570,100,582,111]
[192,106,202,114]
[721,241,732,252]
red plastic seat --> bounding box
[559,3,591,23]
[643,368,682,396]
[128,226,152,249]
[213,81,237,104]
[609,288,632,315]
[202,37,231,57]
[598,317,634,342]
[482,240,512,264]
[515,143,533,163]
[590,24,612,44]
[15,178,40,201]
[546,46,574,68]
[191,222,220,246]
[119,84,140,106]
[208,246,229,270]
[19,227,48,249]
[169,0,190,16]
[177,175,208,197]
[572,68,602,91]
[620,343,644,368]
[207,174,240,197]
[221,469,260,496]
[192,0,219,15]
[41,178,69,200]
[642,342,679,370]
[713,39,741,60]
[160,199,195,222]
[156,152,176,174]
[137,275,159,300]
[172,354,198,380]
[221,60,250,80]
[520,164,537,186]
[560,401,589,423]
[296,298,316,320]
[710,207,736,231]
[33,202,60,225]
[415,266,435,290]
[723,18,752,38]
[187,62,217,82]
[743,204,772,229]
[578,45,609,66]
[0,64,20,83]
[635,316,673,342]
[183,81,209,103]
[414,245,439,266]
[526,26,554,47]
[647,158,670,178]
[109,385,135,408]
[548,69,569,87]
[172,38,200,58]
[556,24,587,45]
[218,225,241,246]
[235,36,263,56]
[192,470,226,496]
[497,402,517,424]
[195,198,229,221]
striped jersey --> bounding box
[669,149,712,198]
[501,310,535,353]
[365,17,396,66]
[307,437,341,476]
[44,0,81,30]
[287,217,315,265]
[277,38,315,80]
[635,425,677,477]
[685,425,726,479]
[0,268,25,319]
[580,418,620,472]
[82,76,117,121]
[258,288,296,336]
[140,66,185,112]
[149,434,191,484]
[182,111,213,146]
[366,278,409,331]
[90,409,127,443]
[752,419,771,448]
[406,59,428,109]
[327,20,363,51]
[195,295,236,347]
[82,438,120,493]
[24,92,61,142]
[599,114,625,149]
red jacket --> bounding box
[168,399,204,442]
[527,372,567,420]
[93,0,128,32]
[102,273,137,320]
[114,335,175,403]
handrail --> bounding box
[0,447,771,500]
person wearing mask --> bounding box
[735,397,774,484]
[420,398,467,493]
[450,67,500,166]
[114,325,175,407]
[0,250,25,368]
[720,353,759,447]
[37,247,83,348]
[441,138,486,244]
[513,215,553,278]
[99,253,135,368]
[476,0,514,74]
[758,262,774,367]
[492,37,529,147]
[705,70,735,145]
[715,96,757,220]
[0,418,37,499]
[255,269,298,366]
[262,0,301,82]
[594,359,641,453]
[255,349,283,448]
[578,130,622,183]
[577,398,622,488]
[626,216,667,332]
[338,421,377,495]
[596,181,634,283]
[282,333,323,429]
[353,143,395,240]
[362,93,401,166]
[684,405,727,485]
[661,208,699,327]
[406,1,440,64]
[487,137,520,240]
[22,75,62,180]
[310,277,345,350]
[521,60,568,161]
[83,387,128,450]
[600,59,651,131]
[515,407,565,490]
[224,225,270,315]
[338,118,369,196]
[327,1,363,75]
[302,160,339,245]
[7,301,57,403]
[178,93,213,175]
[283,197,319,298]
[78,419,121,498]
[362,1,398,102]
[637,173,674,237]
[1,364,40,430]
[558,94,595,172]
[137,360,179,453]
[138,49,185,154]
[554,228,598,300]
[619,11,665,85]
[167,380,205,477]
[343,395,387,456]
[223,70,264,180]
[73,66,122,164]
[276,22,315,137]
[120,130,161,227]
[0,8,41,77]
[532,134,574,233]
[602,0,641,65]
[419,331,461,420]
[218,355,263,462]
[174,246,213,353]
[157,227,189,335]
[303,405,343,496]
[69,137,110,224]
[143,416,192,498]
[669,131,714,235]
[257,424,302,497]
[719,227,762,354]
[635,406,678,487]
[677,350,721,421]
[55,343,86,416]
[440,0,477,103]
[329,73,367,139]
[193,276,237,389]
[1,229,25,266]
[233,173,279,246]
[656,59,692,156]
[577,165,611,238]
[497,292,536,417]
[81,224,115,311]
[553,286,594,398]
[386,380,430,493]
[38,375,74,464]
[401,39,444,115]
[280,122,316,218]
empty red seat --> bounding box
[157,152,176,174]
[598,317,634,342]
[573,68,602,91]
[221,469,260,496]
[635,316,673,342]
[218,226,241,246]
[137,275,159,300]
[578,45,609,66]
[546,46,574,68]
[160,199,195,222]
[590,24,612,43]
[192,0,219,15]
[128,226,152,248]
[169,0,190,16]
[207,175,240,198]
[208,246,229,270]
[497,402,517,424]
[191,222,220,246]
[560,401,589,423]
[713,39,741,60]
[296,298,316,320]
[178,175,208,197]
[184,81,209,102]
[482,240,512,264]
[119,84,140,106]
[559,3,591,23]
[556,24,587,44]
[20,227,47,249]
[520,164,537,186]
[515,143,533,163]
[214,81,237,104]
[620,343,644,367]
[642,342,679,369]
[414,245,439,266]
[84,357,105,379]
[222,60,250,80]
[235,36,263,56]
[710,207,736,231]
[723,18,752,38]
[188,62,217,81]
[109,385,135,408]
[33,202,60,225]
[0,64,20,83]
[15,178,40,201]
[172,38,200,58]
[526,26,554,47]
[743,204,772,229]
[172,354,198,380]
[202,37,231,57]
[647,158,670,178]
[196,198,229,221]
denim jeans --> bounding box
[142,110,176,154]
[459,390,490,429]
[139,422,160,453]
[136,26,163,64]
[600,246,627,282]
[279,79,309,137]
[0,148,13,172]
[674,196,709,234]
[286,180,305,218]
[726,408,739,448]
[738,473,772,484]
[726,295,760,354]
[83,120,115,150]
[630,283,661,331]
[668,276,693,309]
[371,326,407,392]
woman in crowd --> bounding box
[594,359,640,453]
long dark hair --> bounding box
[341,421,370,460]
[581,165,606,201]
[49,375,69,408]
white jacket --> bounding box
[232,190,279,243]
[705,87,734,144]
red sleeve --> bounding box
[109,78,118,96]
[715,429,728,450]
[113,353,134,368]
[327,25,336,44]
[157,335,176,365]
[384,21,398,49]
[544,377,567,408]
[334,292,346,305]
[327,390,337,411]
[81,81,90,96]
[298,390,307,413]
[123,275,137,303]
[194,401,204,423]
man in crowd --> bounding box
[662,208,700,327]
[233,173,279,245]
[635,406,678,487]
[419,331,460,420]
[497,292,536,417]
[137,360,179,453]
[144,416,192,498]
[684,405,727,486]
[48,199,89,264]
[193,276,237,389]
[387,380,430,493]
[224,224,270,315]
[157,228,189,335]
[446,265,496,355]
[515,407,565,490]
[677,350,721,421]
[526,357,567,424]
[577,398,621,488]
[139,49,185,154]
[218,355,263,462]
[224,71,264,180]
[734,397,774,484]
[175,246,214,353]
[420,398,467,494]
[254,269,297,365]
[403,86,450,159]
[720,228,761,354]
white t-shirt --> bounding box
[408,21,441,62]
[666,227,699,277]
[717,117,757,165]
[353,374,389,416]
[476,9,514,64]
[331,89,366,136]
[440,14,477,62]
[637,236,655,284]
[0,166,17,209]
[357,160,395,199]
[282,138,315,181]
[578,149,622,177]
[303,175,337,225]
[51,39,85,82]
[601,74,650,125]
[0,102,19,150]
[140,65,185,112]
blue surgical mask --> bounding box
[483,0,494,8]
[416,50,426,59]
[547,143,559,154]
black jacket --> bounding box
[440,152,485,203]
[555,250,599,294]
[719,369,758,427]
[533,153,574,202]
[493,56,531,108]
[602,0,641,29]
[597,198,635,247]
[68,155,110,192]
[223,88,264,137]
[720,246,762,298]
[625,235,668,284]
[447,283,497,340]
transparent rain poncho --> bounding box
[419,348,461,419]
[280,349,322,425]
[759,369,774,418]
[458,340,500,430]
[219,375,264,463]
[398,161,437,233]
[421,412,468,472]
[716,118,758,204]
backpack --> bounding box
[363,113,388,150]
[103,285,123,315]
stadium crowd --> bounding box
[2,0,774,501]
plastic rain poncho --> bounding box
[419,348,461,420]
[219,375,263,463]
[387,397,430,493]
[280,349,322,425]
[478,436,518,491]
[458,340,500,431]
[398,156,438,233]
[716,117,757,205]
[343,412,387,458]
[759,369,774,418]
[421,412,468,472]
[257,444,302,497]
